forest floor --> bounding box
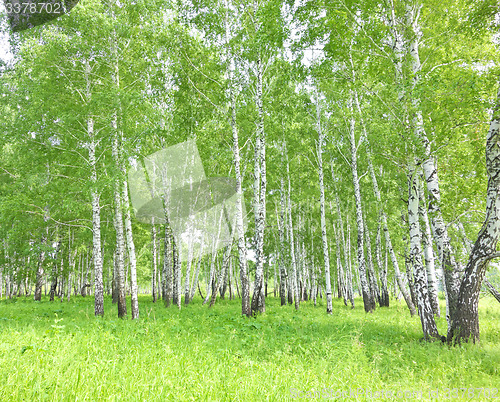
[0,295,499,401]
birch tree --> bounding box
[407,163,440,340]
[315,89,333,314]
[449,76,500,343]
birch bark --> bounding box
[408,164,440,339]
[152,220,157,302]
[122,180,138,319]
[316,92,332,313]
[449,77,500,343]
[278,155,287,306]
[224,1,251,316]
[404,3,460,327]
[164,218,173,307]
[251,54,267,314]
[418,178,440,317]
[286,144,299,311]
[347,91,374,312]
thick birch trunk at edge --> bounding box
[449,78,500,344]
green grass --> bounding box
[0,295,499,401]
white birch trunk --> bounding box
[87,116,104,316]
[164,218,173,307]
[224,2,250,315]
[184,240,194,305]
[152,219,157,302]
[121,179,138,318]
[112,130,127,318]
[345,223,355,308]
[364,127,415,313]
[418,178,440,317]
[333,223,347,306]
[278,163,288,306]
[286,145,299,310]
[405,3,460,327]
[375,217,389,307]
[408,163,440,340]
[210,244,232,307]
[172,234,181,309]
[316,93,333,313]
[347,91,375,312]
[189,242,204,302]
[251,55,267,314]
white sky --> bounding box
[0,2,13,64]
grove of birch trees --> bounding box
[1,0,500,345]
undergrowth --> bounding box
[0,295,499,401]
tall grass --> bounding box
[0,295,499,401]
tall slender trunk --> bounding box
[164,219,173,307]
[0,242,4,300]
[224,5,250,315]
[404,3,460,327]
[346,223,355,308]
[221,257,230,299]
[34,226,48,301]
[84,56,104,316]
[385,0,420,317]
[152,219,157,302]
[419,178,440,317]
[363,213,381,305]
[172,233,181,309]
[285,144,299,311]
[189,243,204,302]
[316,92,332,313]
[375,217,389,307]
[210,244,232,307]
[123,179,139,319]
[277,185,287,306]
[49,240,61,302]
[408,164,440,340]
[112,128,127,318]
[347,90,374,313]
[333,223,347,306]
[251,55,267,315]
[110,5,127,319]
[405,248,416,309]
[183,241,194,304]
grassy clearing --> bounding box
[0,295,499,401]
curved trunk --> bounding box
[449,78,500,344]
